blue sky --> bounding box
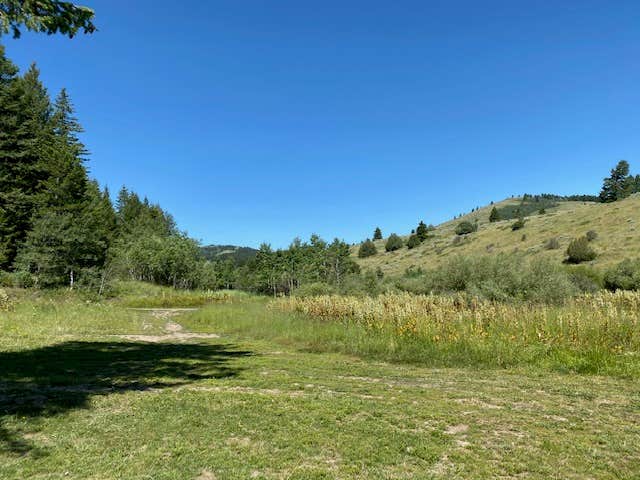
[4,0,639,247]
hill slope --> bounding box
[354,194,640,275]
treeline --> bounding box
[236,236,359,295]
[0,48,229,291]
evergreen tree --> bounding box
[0,62,53,268]
[489,206,500,222]
[600,160,634,202]
[358,239,377,258]
[0,0,96,38]
[373,227,382,240]
[416,221,428,241]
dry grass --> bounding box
[355,194,640,275]
[272,291,640,375]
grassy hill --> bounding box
[354,194,640,275]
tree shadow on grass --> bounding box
[0,340,252,455]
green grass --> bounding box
[1,292,639,478]
[356,194,640,275]
[113,280,248,308]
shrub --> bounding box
[511,218,526,231]
[294,282,337,297]
[521,234,527,242]
[586,230,598,242]
[545,237,560,250]
[385,234,404,252]
[419,254,577,303]
[373,227,383,240]
[489,207,500,222]
[0,288,13,311]
[406,234,421,249]
[358,239,377,258]
[455,221,476,235]
[539,208,546,215]
[566,237,597,264]
[567,266,603,293]
[604,259,640,291]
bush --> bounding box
[545,237,560,250]
[511,218,526,231]
[417,254,577,303]
[294,282,338,297]
[566,237,597,264]
[586,230,598,242]
[358,239,377,258]
[385,234,404,252]
[604,259,640,291]
[489,207,500,223]
[406,234,421,249]
[567,266,603,293]
[455,221,476,235]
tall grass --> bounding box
[267,292,640,376]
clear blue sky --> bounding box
[4,0,639,247]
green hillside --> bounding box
[354,194,640,275]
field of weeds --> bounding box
[272,291,640,376]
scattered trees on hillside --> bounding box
[358,239,377,258]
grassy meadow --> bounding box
[355,194,640,275]
[1,287,639,479]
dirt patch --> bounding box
[445,424,469,435]
[195,470,216,480]
[116,320,219,343]
[117,332,220,343]
[128,308,199,320]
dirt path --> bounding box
[118,308,220,343]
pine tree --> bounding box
[416,221,428,241]
[600,160,634,202]
[489,206,500,222]
[373,227,382,240]
[0,0,96,38]
[0,61,53,268]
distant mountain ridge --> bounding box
[200,245,258,265]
